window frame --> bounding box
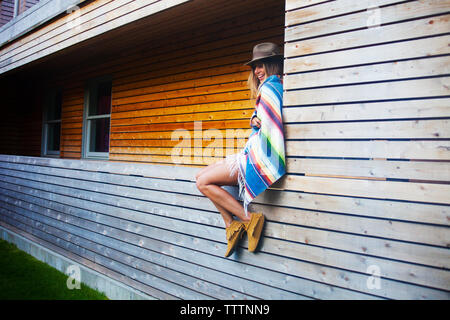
[82,75,112,160]
[41,87,62,158]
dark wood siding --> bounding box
[0,0,14,27]
[17,0,40,16]
[0,77,42,156]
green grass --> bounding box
[0,239,108,300]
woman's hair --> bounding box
[247,57,283,99]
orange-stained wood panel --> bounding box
[30,1,284,165]
[108,5,284,165]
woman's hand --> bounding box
[251,116,261,129]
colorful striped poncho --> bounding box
[235,75,286,215]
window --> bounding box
[82,77,112,159]
[42,88,62,157]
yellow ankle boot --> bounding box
[244,213,265,252]
[224,220,245,257]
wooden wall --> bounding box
[280,0,450,298]
[109,5,284,165]
[0,0,285,160]
[0,154,334,300]
[0,76,42,157]
[17,0,40,16]
[51,0,285,162]
[0,0,449,300]
[0,143,449,299]
[0,0,14,27]
[0,0,39,28]
[0,0,195,75]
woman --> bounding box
[195,42,286,257]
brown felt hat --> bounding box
[245,42,283,66]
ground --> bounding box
[0,239,108,300]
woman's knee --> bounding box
[195,172,208,193]
[195,160,234,192]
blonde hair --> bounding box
[247,57,283,99]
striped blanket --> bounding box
[237,75,286,215]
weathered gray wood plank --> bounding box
[4,189,447,292]
[1,155,449,225]
[2,174,447,278]
[0,205,221,300]
[0,211,179,299]
[1,180,448,300]
[0,218,173,299]
[1,155,449,299]
[0,204,330,299]
[1,164,448,268]
[1,169,447,249]
[0,192,310,299]
[0,182,382,298]
[0,152,197,181]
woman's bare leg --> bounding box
[196,161,235,226]
[196,160,251,227]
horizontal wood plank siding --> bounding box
[0,0,14,27]
[0,155,310,299]
[0,154,449,299]
[38,0,285,164]
[60,82,84,159]
[17,0,41,16]
[282,0,450,299]
[0,0,448,301]
[0,154,437,299]
[108,1,284,165]
[0,0,194,74]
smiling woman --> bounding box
[195,42,286,258]
[247,43,284,99]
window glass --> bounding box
[47,90,62,121]
[89,117,110,153]
[89,81,112,116]
[46,122,61,152]
[43,88,62,156]
[83,77,112,159]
